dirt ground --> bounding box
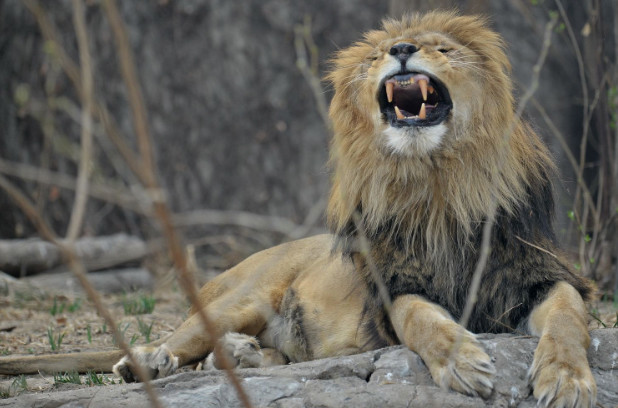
[0,285,192,397]
[0,278,616,399]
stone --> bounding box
[1,329,616,408]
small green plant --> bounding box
[122,293,156,315]
[49,297,65,316]
[0,349,11,356]
[0,375,27,398]
[86,324,92,344]
[129,334,139,346]
[67,298,82,313]
[136,318,154,343]
[54,371,81,385]
[47,327,65,351]
[589,310,607,328]
[27,348,35,354]
[50,297,82,315]
[85,371,106,386]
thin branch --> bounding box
[173,208,324,236]
[514,235,559,259]
[458,200,497,330]
[294,16,331,129]
[21,0,148,184]
[0,158,143,213]
[352,213,393,314]
[100,1,254,406]
[0,174,164,408]
[459,14,558,331]
[555,0,593,254]
[530,98,598,219]
[66,0,94,241]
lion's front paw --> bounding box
[112,344,179,383]
[529,335,596,408]
[197,332,263,370]
[427,328,495,399]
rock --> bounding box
[1,329,616,408]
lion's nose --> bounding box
[389,42,418,61]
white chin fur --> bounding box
[383,124,446,157]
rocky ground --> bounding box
[0,271,616,407]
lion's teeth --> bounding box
[419,79,428,101]
[419,103,426,119]
[395,106,405,120]
[386,82,394,103]
[428,85,435,94]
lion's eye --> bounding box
[438,48,450,54]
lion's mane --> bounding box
[325,11,591,338]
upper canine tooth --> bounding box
[386,82,394,103]
[419,103,426,119]
[419,79,428,101]
[395,106,405,120]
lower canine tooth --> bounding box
[386,82,394,103]
[419,103,426,119]
[395,106,405,120]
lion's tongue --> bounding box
[385,74,435,120]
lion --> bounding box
[0,11,596,407]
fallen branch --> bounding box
[0,234,148,276]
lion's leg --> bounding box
[390,294,495,398]
[113,294,271,382]
[528,281,596,407]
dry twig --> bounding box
[65,0,94,241]
[100,1,254,406]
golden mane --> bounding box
[326,11,554,255]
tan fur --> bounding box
[327,12,549,255]
[0,11,595,407]
[528,283,596,406]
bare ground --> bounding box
[0,285,190,397]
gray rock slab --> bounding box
[1,329,616,408]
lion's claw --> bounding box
[428,329,496,399]
[529,335,596,408]
[112,344,178,383]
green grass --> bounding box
[136,318,154,343]
[122,293,156,315]
[84,371,106,386]
[49,297,82,316]
[54,371,81,385]
[0,375,27,399]
[54,371,117,387]
[47,327,65,351]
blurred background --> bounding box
[0,0,616,295]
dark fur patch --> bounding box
[342,166,593,336]
[277,288,312,362]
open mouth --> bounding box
[378,72,452,127]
